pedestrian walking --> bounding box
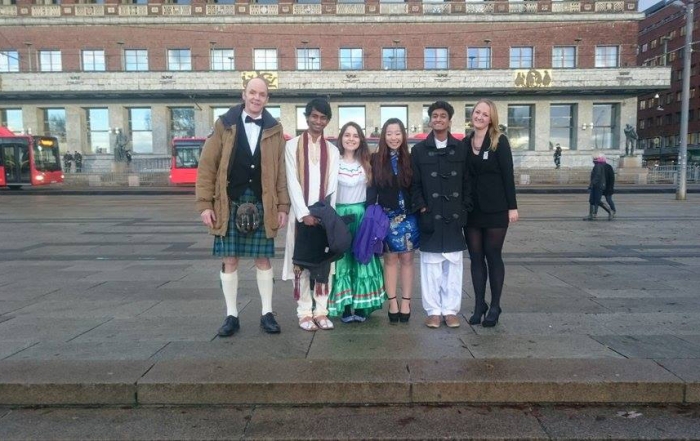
[601,154,616,220]
[73,151,83,173]
[553,144,562,169]
[464,99,519,328]
[327,122,387,323]
[282,98,339,332]
[196,77,289,337]
[411,101,471,329]
[63,151,73,173]
[367,118,418,324]
[583,153,612,221]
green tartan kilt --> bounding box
[212,188,274,258]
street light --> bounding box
[673,0,693,200]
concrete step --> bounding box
[3,404,700,440]
[1,358,698,407]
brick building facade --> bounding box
[637,0,699,164]
[1,0,667,170]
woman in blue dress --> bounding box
[367,118,419,323]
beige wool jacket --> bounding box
[195,105,290,238]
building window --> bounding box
[650,39,657,49]
[211,106,229,128]
[267,106,281,121]
[86,108,109,154]
[509,47,533,69]
[0,50,19,72]
[128,107,153,153]
[380,106,408,128]
[639,120,645,130]
[170,107,195,140]
[82,50,105,72]
[339,48,363,70]
[422,106,431,133]
[464,104,474,132]
[552,46,576,68]
[641,43,648,53]
[297,48,320,70]
[39,50,62,72]
[42,108,66,141]
[211,49,234,71]
[382,47,406,70]
[467,47,491,69]
[338,107,366,133]
[125,49,148,71]
[168,49,191,71]
[424,47,448,69]
[640,100,646,110]
[0,108,23,134]
[550,104,576,151]
[507,105,534,150]
[254,49,277,70]
[296,106,308,135]
[595,46,619,68]
[592,103,619,150]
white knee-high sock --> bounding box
[220,270,238,317]
[257,267,274,315]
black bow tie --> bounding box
[245,116,263,126]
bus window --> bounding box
[175,145,200,169]
[33,138,62,172]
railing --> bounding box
[1,1,638,18]
[647,165,700,184]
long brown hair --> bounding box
[337,122,372,185]
[472,98,503,152]
[373,118,412,188]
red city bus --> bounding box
[0,127,64,189]
[169,137,206,185]
[170,134,294,185]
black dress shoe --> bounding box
[217,315,240,337]
[260,312,281,334]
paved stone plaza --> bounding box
[0,191,699,439]
[0,192,700,439]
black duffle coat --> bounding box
[410,132,472,253]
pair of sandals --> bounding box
[299,315,334,331]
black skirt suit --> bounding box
[465,132,518,229]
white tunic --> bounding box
[337,159,367,205]
[282,134,339,281]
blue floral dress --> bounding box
[384,150,419,253]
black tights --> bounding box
[465,227,508,309]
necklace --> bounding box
[471,137,483,155]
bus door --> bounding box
[0,140,31,187]
[170,138,205,185]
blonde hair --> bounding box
[472,98,502,151]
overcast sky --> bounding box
[638,0,661,11]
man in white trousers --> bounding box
[282,98,339,332]
[410,101,472,328]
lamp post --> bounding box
[676,0,693,200]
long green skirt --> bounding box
[328,202,387,317]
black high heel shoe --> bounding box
[468,303,489,325]
[387,296,399,324]
[399,296,411,323]
[482,306,501,327]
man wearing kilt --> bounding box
[196,77,290,337]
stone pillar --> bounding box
[65,105,85,154]
[21,105,39,137]
[150,105,169,156]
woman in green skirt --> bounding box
[328,122,387,322]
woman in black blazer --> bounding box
[464,99,519,327]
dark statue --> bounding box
[623,124,638,156]
[114,130,129,162]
